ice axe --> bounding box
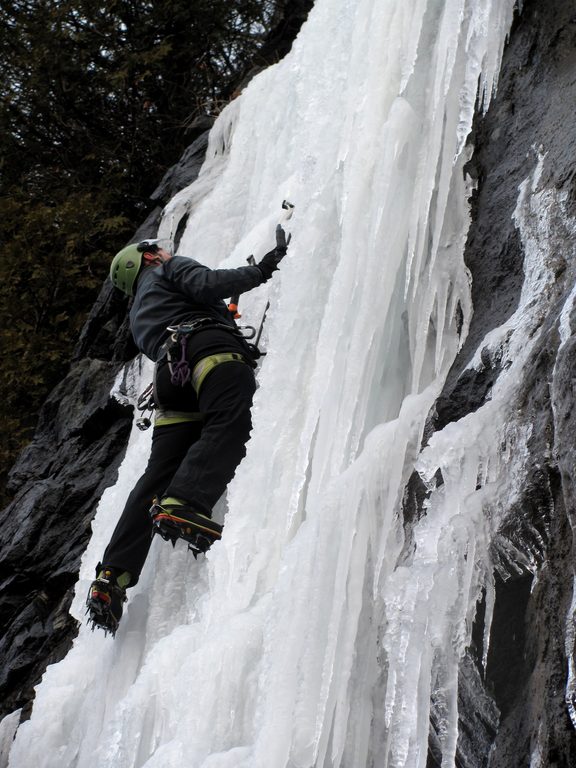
[281,198,295,219]
[229,200,295,344]
[228,294,241,319]
[252,201,294,349]
[229,201,293,318]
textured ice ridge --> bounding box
[6,1,516,767]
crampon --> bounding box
[85,566,129,636]
[150,501,223,557]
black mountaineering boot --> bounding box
[150,497,223,556]
[86,565,130,636]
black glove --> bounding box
[257,225,291,281]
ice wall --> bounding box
[6,1,517,767]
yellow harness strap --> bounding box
[155,410,203,427]
[191,352,246,395]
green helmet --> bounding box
[110,243,144,297]
[110,238,173,296]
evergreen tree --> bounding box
[0,0,285,484]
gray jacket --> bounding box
[130,256,264,361]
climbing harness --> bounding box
[134,319,253,431]
[164,316,257,388]
[154,409,203,428]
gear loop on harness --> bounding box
[170,334,191,387]
[136,382,156,430]
[163,315,260,387]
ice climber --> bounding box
[86,226,289,635]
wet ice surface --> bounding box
[6,1,518,767]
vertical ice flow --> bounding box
[7,1,516,767]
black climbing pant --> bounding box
[102,359,256,584]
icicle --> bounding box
[7,2,518,767]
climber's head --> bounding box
[110,238,173,296]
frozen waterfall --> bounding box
[5,0,518,766]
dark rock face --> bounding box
[418,0,576,764]
[150,121,215,207]
[0,359,133,720]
